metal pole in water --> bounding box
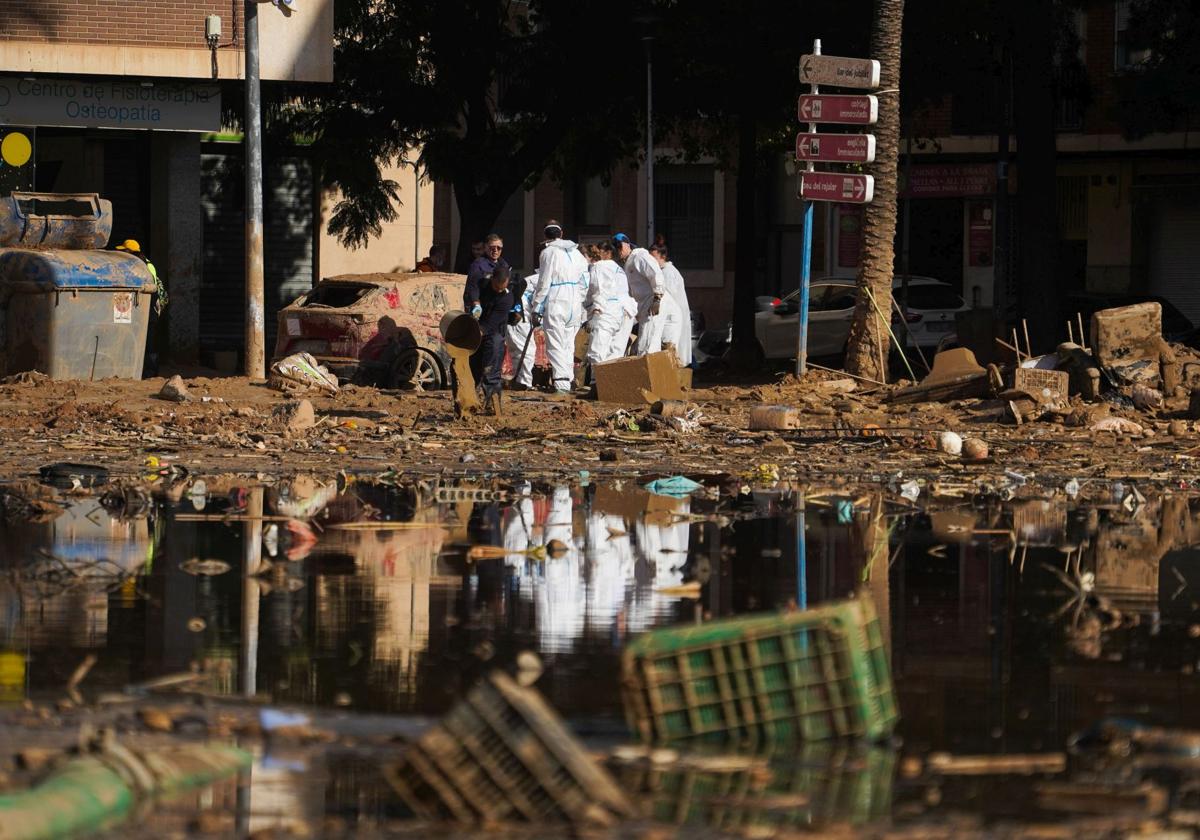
[796,497,807,610]
[796,38,820,378]
[244,0,266,380]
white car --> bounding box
[755,276,967,360]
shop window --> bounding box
[654,164,714,271]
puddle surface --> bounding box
[4,476,1200,833]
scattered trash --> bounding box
[269,351,340,395]
[180,559,231,576]
[1091,302,1163,386]
[925,752,1065,776]
[642,475,703,497]
[620,593,897,745]
[273,399,316,434]
[593,351,685,404]
[937,431,962,456]
[1131,383,1163,410]
[890,348,990,404]
[157,374,191,403]
[654,581,702,598]
[1064,478,1081,498]
[899,480,921,502]
[38,462,108,490]
[1090,416,1143,435]
[961,438,988,461]
[383,670,634,825]
[1169,420,1189,437]
[749,405,801,431]
[260,708,313,734]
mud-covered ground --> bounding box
[0,366,1194,496]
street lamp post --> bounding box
[643,35,654,247]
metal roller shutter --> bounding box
[1148,194,1200,324]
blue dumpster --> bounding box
[0,192,154,380]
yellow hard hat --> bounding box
[115,239,142,253]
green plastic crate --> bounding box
[620,594,898,744]
[384,671,634,825]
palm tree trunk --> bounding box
[844,0,905,382]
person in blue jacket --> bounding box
[464,233,509,315]
[470,264,517,414]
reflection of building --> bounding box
[0,498,152,654]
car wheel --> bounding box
[390,347,445,390]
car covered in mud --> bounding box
[273,272,466,389]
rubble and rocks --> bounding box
[157,375,191,403]
[272,399,316,434]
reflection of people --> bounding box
[628,498,692,633]
[114,239,166,376]
[415,244,447,273]
[536,485,583,651]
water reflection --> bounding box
[2,478,1200,753]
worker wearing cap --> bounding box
[529,221,588,393]
[115,239,167,375]
[613,233,681,356]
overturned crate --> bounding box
[620,594,897,745]
[383,670,634,826]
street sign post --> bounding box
[797,94,878,125]
[798,172,875,203]
[799,54,880,88]
[795,132,876,164]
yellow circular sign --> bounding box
[1,132,32,167]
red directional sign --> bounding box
[798,172,875,204]
[795,133,876,164]
[797,94,878,125]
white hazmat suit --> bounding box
[661,262,693,366]
[505,274,538,388]
[584,259,638,364]
[624,247,682,356]
[531,240,589,391]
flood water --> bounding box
[4,474,1200,834]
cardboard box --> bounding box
[593,351,684,403]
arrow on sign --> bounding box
[798,54,881,89]
[795,133,876,163]
[798,172,875,204]
[797,95,878,125]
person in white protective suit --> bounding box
[530,221,589,393]
[504,273,538,390]
[654,245,693,366]
[583,240,638,365]
[534,484,584,651]
[612,232,681,356]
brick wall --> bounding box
[1084,4,1121,135]
[0,0,242,49]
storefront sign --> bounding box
[901,164,996,198]
[967,200,994,267]
[836,204,863,269]
[0,78,220,132]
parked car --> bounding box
[755,276,967,360]
[273,272,466,389]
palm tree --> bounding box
[844,0,904,382]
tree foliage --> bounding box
[1114,0,1200,137]
[290,0,647,268]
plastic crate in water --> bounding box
[383,670,634,826]
[620,594,898,744]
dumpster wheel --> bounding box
[390,347,445,390]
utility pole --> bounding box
[244,0,266,380]
[644,35,654,247]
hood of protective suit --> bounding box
[543,238,578,253]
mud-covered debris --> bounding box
[1131,383,1163,411]
[180,558,232,576]
[1169,420,1189,437]
[16,747,57,773]
[937,431,963,455]
[1091,417,1143,435]
[273,399,316,434]
[269,352,340,395]
[961,438,988,460]
[38,462,108,490]
[749,405,800,431]
[926,752,1065,776]
[515,651,544,687]
[139,707,175,732]
[1035,780,1167,816]
[1091,302,1163,386]
[157,375,191,403]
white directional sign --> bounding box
[798,172,875,204]
[798,54,880,89]
[795,133,876,164]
